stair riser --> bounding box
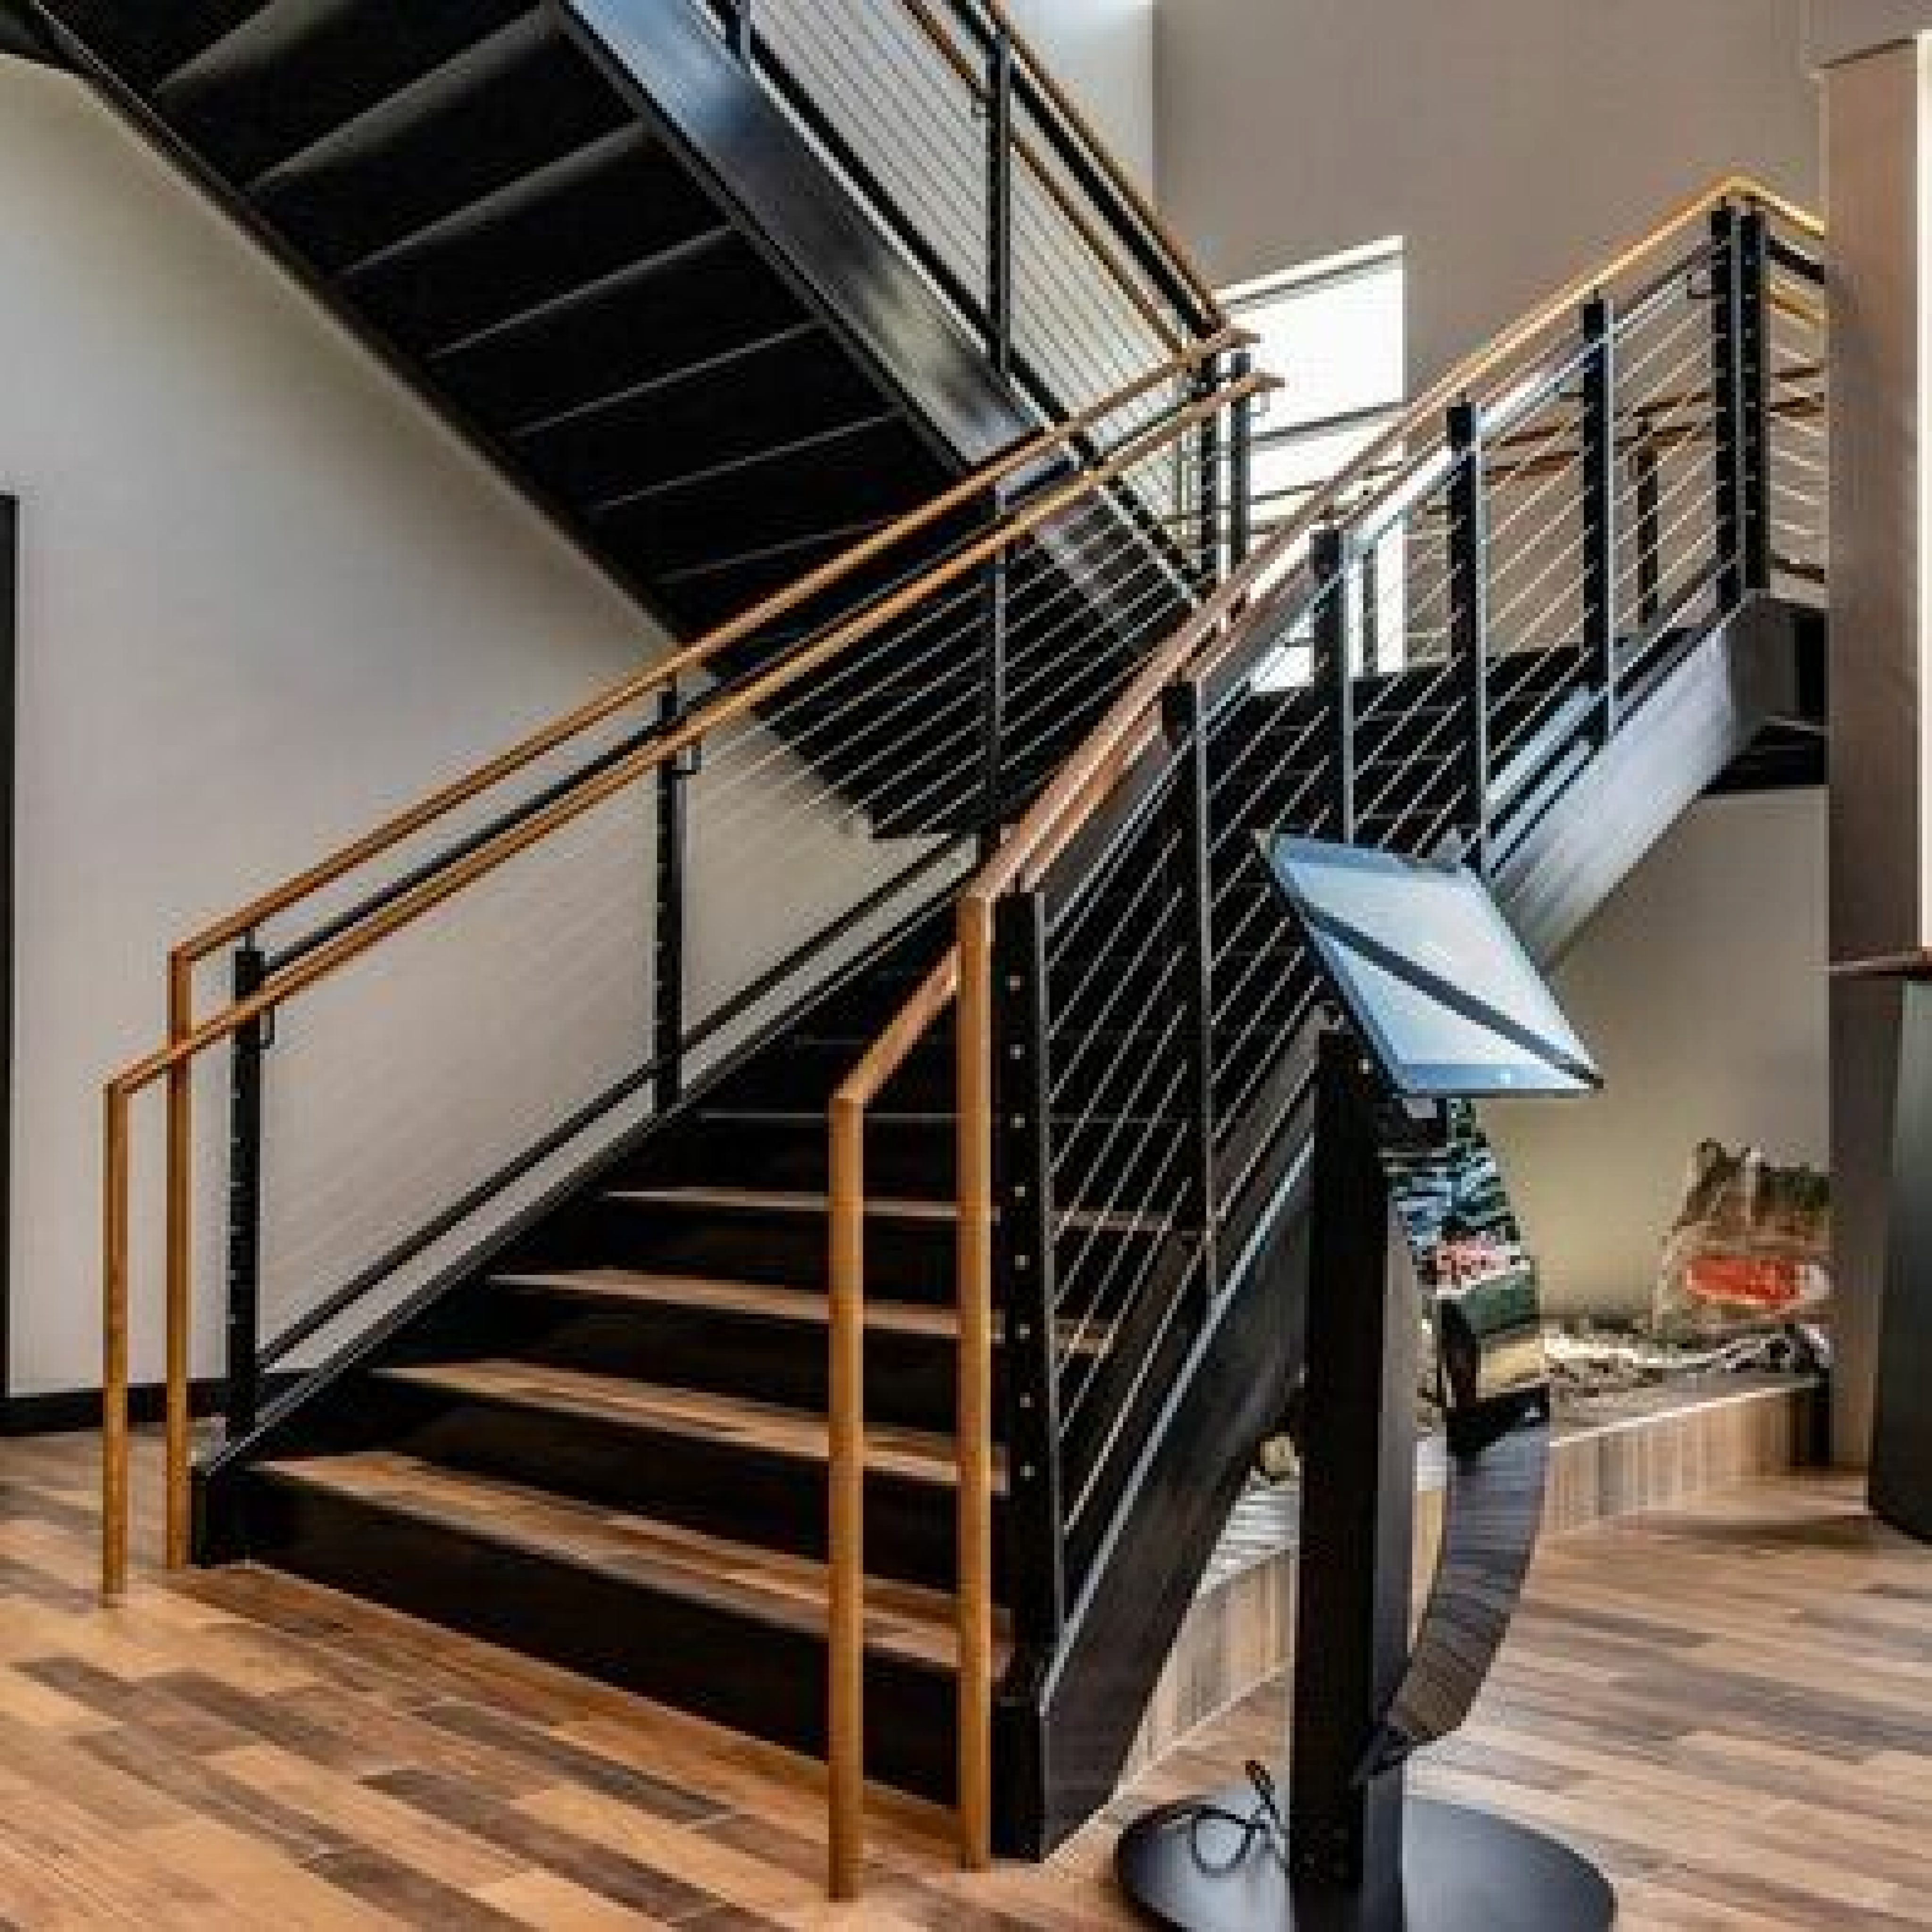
[547,1196,961,1301]
[242,1473,961,1804]
[369,1381,1006,1596]
[471,1292,997,1437]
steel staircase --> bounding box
[48,0,1830,1895]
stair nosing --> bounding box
[246,11,559,199]
[427,223,738,362]
[648,511,897,585]
[341,123,655,283]
[487,1267,1108,1351]
[372,1358,1004,1488]
[508,318,820,442]
[584,407,900,517]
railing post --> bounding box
[1228,350,1255,569]
[993,891,1065,1647]
[1632,413,1662,628]
[654,683,691,1111]
[1581,291,1618,743]
[980,490,1010,853]
[1736,206,1771,594]
[1447,399,1490,874]
[1195,361,1223,588]
[726,0,752,60]
[225,940,267,1438]
[985,24,1015,375]
[1312,523,1354,842]
[1360,541,1381,679]
[1711,203,1745,608]
[1160,680,1218,1297]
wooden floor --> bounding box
[0,1434,1926,1928]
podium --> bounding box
[1832,949,1932,1542]
[1116,840,1615,1930]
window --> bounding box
[1224,237,1405,685]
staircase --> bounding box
[56,0,1830,1891]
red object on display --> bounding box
[1684,1253,1810,1312]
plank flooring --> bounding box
[0,1431,1925,1926]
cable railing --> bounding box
[698,0,1224,429]
[824,175,1826,1893]
[95,335,1267,1625]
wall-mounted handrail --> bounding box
[100,348,1272,1618]
[821,172,1824,1897]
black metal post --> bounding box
[1736,207,1771,594]
[1195,363,1223,589]
[1581,292,1618,743]
[1229,350,1255,569]
[993,890,1066,1645]
[225,941,267,1437]
[981,489,1010,855]
[1161,680,1218,1294]
[653,683,691,1111]
[1312,523,1354,843]
[726,0,753,60]
[1360,541,1381,679]
[1711,204,1745,608]
[1289,1030,1416,1902]
[1632,415,1662,628]
[1447,399,1491,874]
[986,26,1015,375]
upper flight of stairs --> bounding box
[17,0,1191,828]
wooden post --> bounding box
[101,1082,131,1601]
[955,895,997,1870]
[826,1096,866,1899]
[164,952,193,1568]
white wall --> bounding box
[1487,791,1830,1321]
[1155,0,1818,389]
[0,61,670,1396]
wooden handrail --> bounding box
[102,356,1268,1605]
[820,175,1825,1898]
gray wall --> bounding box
[1010,0,1157,189]
[1488,792,1829,1322]
[1155,0,1818,390]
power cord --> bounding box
[1141,1760,1285,1873]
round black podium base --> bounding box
[1116,1788,1614,1931]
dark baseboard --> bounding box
[0,1375,294,1438]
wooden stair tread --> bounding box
[375,1359,1002,1488]
[607,1184,955,1221]
[258,1451,999,1672]
[491,1268,1108,1351]
[607,1183,1160,1233]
